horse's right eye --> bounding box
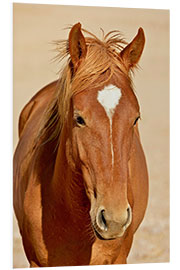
[76,116,86,126]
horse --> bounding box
[13,23,148,267]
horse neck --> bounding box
[51,125,90,218]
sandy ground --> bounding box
[13,4,169,268]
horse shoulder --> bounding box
[14,80,58,244]
[22,175,48,267]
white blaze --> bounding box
[97,84,122,166]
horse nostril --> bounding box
[98,209,108,231]
[101,210,107,226]
[124,205,132,228]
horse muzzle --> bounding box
[92,205,132,240]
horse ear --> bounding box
[120,27,145,70]
[69,22,87,72]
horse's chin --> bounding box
[91,220,117,241]
[93,226,116,241]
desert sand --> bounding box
[13,3,169,267]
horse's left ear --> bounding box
[69,22,87,72]
[120,27,145,70]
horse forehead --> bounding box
[97,84,122,118]
[73,84,123,116]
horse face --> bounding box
[68,77,140,240]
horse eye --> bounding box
[133,116,140,126]
[76,116,86,126]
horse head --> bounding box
[65,23,145,240]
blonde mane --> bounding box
[36,28,130,146]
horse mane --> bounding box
[35,27,130,147]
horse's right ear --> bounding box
[69,23,87,72]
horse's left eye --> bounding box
[133,116,140,126]
[76,116,86,126]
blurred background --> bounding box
[13,3,169,268]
